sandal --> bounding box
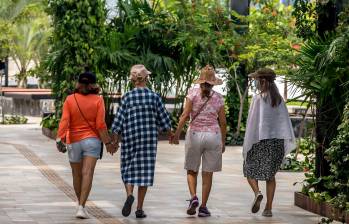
[262,209,273,217]
[251,191,263,213]
[122,195,134,217]
[135,209,147,218]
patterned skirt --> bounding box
[243,139,284,181]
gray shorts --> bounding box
[67,138,101,163]
[184,131,223,172]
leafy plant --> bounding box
[2,115,28,125]
[292,0,317,39]
[282,137,316,172]
[323,99,349,212]
[290,8,349,215]
[40,114,59,132]
[318,218,334,224]
[288,20,349,179]
[46,0,107,117]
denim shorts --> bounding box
[67,137,101,162]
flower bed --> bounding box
[294,192,349,223]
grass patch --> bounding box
[287,100,308,107]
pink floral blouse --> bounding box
[186,87,224,132]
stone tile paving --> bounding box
[0,119,336,224]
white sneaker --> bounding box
[76,205,90,219]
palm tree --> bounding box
[0,0,39,21]
[0,0,47,87]
[11,22,49,87]
[288,32,349,186]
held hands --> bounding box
[169,130,180,145]
[106,133,119,155]
[106,142,118,155]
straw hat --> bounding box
[248,68,276,80]
[194,65,223,85]
[130,64,151,80]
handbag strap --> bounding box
[73,94,100,138]
[190,92,214,124]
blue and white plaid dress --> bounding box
[111,87,171,186]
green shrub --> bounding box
[282,137,316,172]
[40,114,59,132]
[2,115,28,125]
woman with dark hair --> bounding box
[243,68,295,217]
[57,71,115,219]
[171,65,227,218]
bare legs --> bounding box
[265,177,276,210]
[247,178,260,195]
[201,172,213,207]
[246,177,277,211]
[137,187,148,210]
[70,162,82,203]
[124,184,134,197]
[124,184,148,210]
[187,170,198,197]
[70,156,98,207]
[187,170,213,207]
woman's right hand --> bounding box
[55,138,67,153]
[171,132,180,145]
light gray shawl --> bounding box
[243,94,296,160]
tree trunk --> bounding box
[230,0,250,34]
[18,77,28,88]
[314,1,339,179]
[17,69,28,88]
[4,57,8,87]
[317,2,337,37]
[283,79,288,101]
[236,86,249,136]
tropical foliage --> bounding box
[238,0,300,74]
[0,0,51,87]
[290,6,349,214]
[223,0,301,143]
[42,0,301,144]
[46,0,107,116]
[324,99,349,211]
[11,3,50,87]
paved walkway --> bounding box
[0,118,328,224]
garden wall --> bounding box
[0,96,54,116]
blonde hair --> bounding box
[131,76,148,86]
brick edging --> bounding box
[2,142,122,224]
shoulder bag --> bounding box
[73,93,104,159]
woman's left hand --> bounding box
[107,142,118,155]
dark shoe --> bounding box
[122,195,134,217]
[198,206,211,217]
[251,192,263,213]
[135,209,147,218]
[186,195,199,215]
